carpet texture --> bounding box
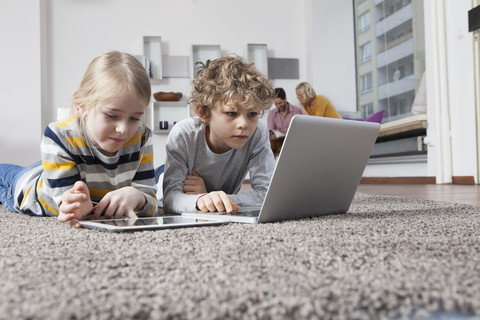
[1,193,480,320]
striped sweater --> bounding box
[14,116,157,217]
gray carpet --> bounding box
[1,193,480,320]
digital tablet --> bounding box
[79,216,228,232]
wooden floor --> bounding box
[357,184,480,206]
[241,183,480,206]
[240,183,480,205]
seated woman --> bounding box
[295,82,342,119]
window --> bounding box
[360,41,372,63]
[361,72,372,93]
[361,103,374,118]
[354,0,425,122]
[358,11,370,33]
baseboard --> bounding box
[360,177,436,184]
[452,176,476,185]
[360,176,476,185]
[245,176,476,185]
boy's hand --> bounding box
[91,186,143,220]
[184,170,207,194]
[196,191,239,213]
[58,181,93,228]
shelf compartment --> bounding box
[151,100,190,134]
[247,43,268,76]
[191,44,221,77]
[143,36,163,80]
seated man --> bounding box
[267,87,304,154]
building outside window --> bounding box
[360,41,372,63]
[358,10,371,33]
[353,0,425,122]
[361,72,373,93]
[361,102,374,118]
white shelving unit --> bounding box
[150,99,190,134]
[247,43,268,76]
[191,44,221,77]
[143,36,163,81]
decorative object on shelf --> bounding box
[153,91,183,101]
[192,44,221,78]
[195,59,212,74]
[159,121,169,130]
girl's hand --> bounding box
[92,186,144,220]
[196,191,239,213]
[58,181,93,228]
[183,170,207,194]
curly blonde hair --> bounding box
[295,82,317,107]
[188,55,274,119]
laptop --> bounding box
[181,114,380,223]
[79,216,228,232]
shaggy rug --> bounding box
[1,193,479,320]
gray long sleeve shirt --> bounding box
[162,118,275,214]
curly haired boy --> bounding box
[162,55,275,214]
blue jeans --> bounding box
[154,164,165,184]
[0,161,42,212]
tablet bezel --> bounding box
[78,216,228,232]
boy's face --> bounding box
[78,94,145,156]
[203,101,259,154]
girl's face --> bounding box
[78,94,145,156]
[202,101,259,154]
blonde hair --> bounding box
[73,51,151,137]
[188,55,274,119]
[295,82,317,107]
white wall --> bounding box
[423,0,477,182]
[0,0,43,165]
[46,0,311,166]
[444,0,477,179]
[308,0,357,112]
[1,0,477,182]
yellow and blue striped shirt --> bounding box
[14,116,157,217]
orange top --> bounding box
[305,95,342,119]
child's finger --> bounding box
[57,211,76,222]
[60,201,80,214]
[218,192,236,213]
[70,219,81,228]
[63,192,87,203]
[208,193,227,212]
[73,180,87,192]
[92,199,109,219]
[183,185,196,193]
[126,210,138,220]
[101,200,117,219]
[183,177,198,185]
[197,196,215,212]
[191,170,199,176]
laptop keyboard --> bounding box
[235,209,260,217]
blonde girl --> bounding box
[0,51,157,227]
